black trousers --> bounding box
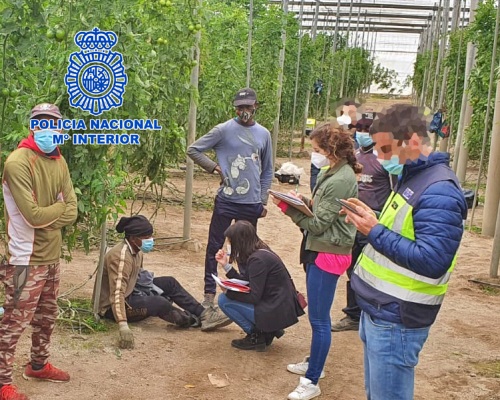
[342,233,368,321]
[105,277,205,323]
[204,195,262,294]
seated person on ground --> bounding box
[216,221,305,352]
[98,215,232,349]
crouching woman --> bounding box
[216,221,305,351]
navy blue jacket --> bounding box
[354,152,468,326]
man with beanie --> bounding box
[187,88,273,307]
[0,103,77,400]
[98,215,232,349]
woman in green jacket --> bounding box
[272,123,359,400]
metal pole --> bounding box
[341,0,354,98]
[272,0,289,167]
[300,0,320,152]
[439,0,461,152]
[314,12,331,118]
[324,1,341,120]
[483,75,500,237]
[469,0,500,230]
[288,0,305,159]
[345,6,361,98]
[446,0,466,153]
[430,0,444,110]
[92,221,107,320]
[183,1,202,240]
[490,197,500,277]
[454,0,479,182]
[361,10,369,93]
[420,9,436,107]
[365,22,375,94]
[246,0,253,87]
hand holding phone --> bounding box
[335,198,361,216]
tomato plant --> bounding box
[0,0,378,255]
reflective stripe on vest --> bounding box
[355,192,456,306]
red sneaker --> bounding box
[22,363,70,383]
[0,385,29,400]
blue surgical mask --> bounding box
[140,238,154,253]
[355,132,373,148]
[34,129,58,153]
[379,155,404,176]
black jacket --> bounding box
[226,249,305,332]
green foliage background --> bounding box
[412,0,499,161]
[0,0,392,255]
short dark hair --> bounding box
[224,221,269,265]
[370,104,428,141]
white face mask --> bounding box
[337,114,352,126]
[311,152,329,168]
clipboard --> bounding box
[211,274,250,293]
[268,189,314,217]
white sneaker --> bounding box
[288,377,321,400]
[287,356,325,379]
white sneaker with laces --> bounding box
[287,356,325,379]
[287,377,321,400]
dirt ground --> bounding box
[11,100,500,400]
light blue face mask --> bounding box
[378,155,404,175]
[355,132,373,148]
[34,129,58,153]
[140,238,154,253]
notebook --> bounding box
[268,189,314,217]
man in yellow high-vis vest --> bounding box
[340,104,467,400]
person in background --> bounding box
[342,104,467,400]
[187,88,273,308]
[216,221,304,352]
[331,116,396,332]
[98,215,231,350]
[272,122,359,400]
[0,103,77,400]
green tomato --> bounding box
[150,49,157,57]
[195,23,202,30]
[188,24,195,32]
[1,88,9,97]
[55,29,66,42]
[159,0,166,5]
[9,88,18,97]
[174,97,180,103]
[191,60,198,67]
[166,1,172,6]
[157,38,164,45]
[46,29,56,39]
[50,84,58,94]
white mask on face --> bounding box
[311,152,329,168]
[337,114,352,126]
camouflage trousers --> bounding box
[0,264,60,385]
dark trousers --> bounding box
[204,195,263,294]
[310,164,321,192]
[342,233,368,321]
[106,277,204,323]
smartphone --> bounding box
[335,198,361,216]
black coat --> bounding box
[226,249,305,332]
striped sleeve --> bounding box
[107,244,133,322]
